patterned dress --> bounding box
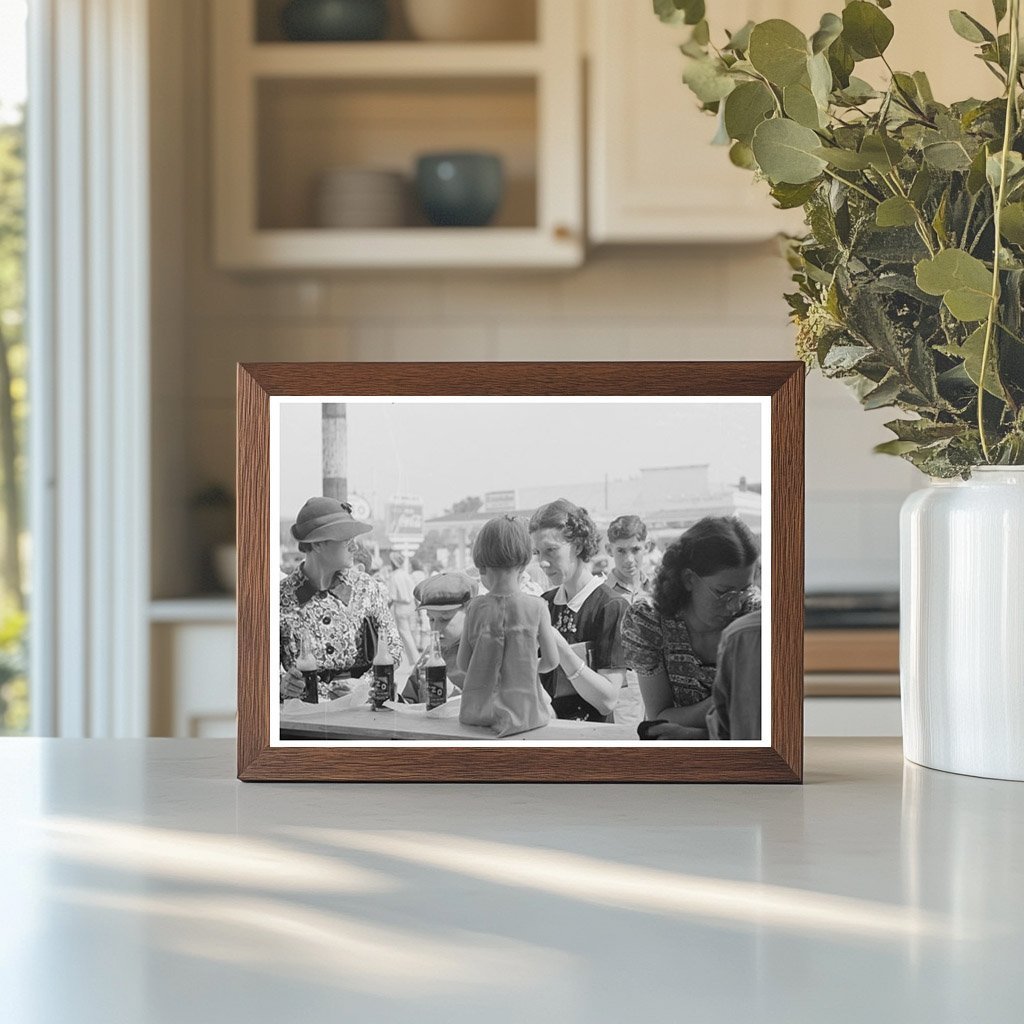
[280,565,404,698]
[620,594,760,708]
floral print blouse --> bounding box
[620,594,760,707]
[280,565,404,695]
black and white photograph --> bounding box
[270,396,771,746]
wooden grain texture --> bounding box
[804,629,899,674]
[236,361,805,783]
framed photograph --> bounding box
[237,362,804,782]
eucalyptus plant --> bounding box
[657,0,1024,476]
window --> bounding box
[0,0,28,734]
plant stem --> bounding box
[884,171,939,254]
[750,69,784,117]
[822,167,880,205]
[978,0,1021,462]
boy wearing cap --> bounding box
[399,571,477,703]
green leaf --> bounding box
[653,0,705,26]
[967,144,991,194]
[784,80,824,129]
[891,72,922,109]
[828,36,856,89]
[653,0,682,24]
[909,164,933,205]
[932,190,950,247]
[939,325,1006,398]
[748,20,809,87]
[692,19,710,45]
[682,58,736,104]
[752,118,828,184]
[813,146,872,170]
[948,10,994,44]
[986,150,1024,191]
[842,1,895,59]
[874,439,922,455]
[915,250,994,322]
[913,71,935,104]
[808,51,833,109]
[922,140,973,171]
[993,0,1008,24]
[724,20,755,53]
[860,133,904,173]
[876,197,918,228]
[770,180,820,209]
[1000,203,1024,245]
[729,140,757,169]
[837,76,879,104]
[810,13,843,54]
[723,81,776,145]
[862,374,903,409]
[682,0,705,25]
[884,418,963,443]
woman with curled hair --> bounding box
[621,516,760,736]
[528,498,628,722]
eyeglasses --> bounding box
[692,575,759,610]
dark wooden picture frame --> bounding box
[237,362,804,782]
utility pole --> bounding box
[322,403,347,500]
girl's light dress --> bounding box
[458,592,553,737]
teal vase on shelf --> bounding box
[280,0,388,42]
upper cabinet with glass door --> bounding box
[212,0,584,268]
[586,0,1000,245]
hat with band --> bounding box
[290,497,373,544]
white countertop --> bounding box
[1,738,1021,1023]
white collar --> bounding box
[553,573,606,612]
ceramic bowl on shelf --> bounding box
[403,0,535,42]
[414,152,504,227]
[280,0,388,42]
[315,167,408,229]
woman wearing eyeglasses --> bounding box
[621,516,760,737]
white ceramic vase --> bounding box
[900,467,1024,781]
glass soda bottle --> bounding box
[295,630,320,704]
[371,635,395,710]
[425,630,447,710]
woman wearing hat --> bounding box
[279,497,404,702]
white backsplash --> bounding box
[180,248,918,594]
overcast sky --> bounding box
[279,399,763,520]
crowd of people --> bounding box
[279,495,762,740]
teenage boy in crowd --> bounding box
[400,571,478,703]
[602,514,653,728]
[605,515,654,604]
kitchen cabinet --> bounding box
[586,0,1000,244]
[150,601,237,738]
[587,0,811,243]
[211,0,583,269]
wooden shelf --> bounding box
[805,629,900,675]
[217,227,580,270]
[249,42,544,78]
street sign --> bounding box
[386,497,424,543]
[483,489,517,513]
